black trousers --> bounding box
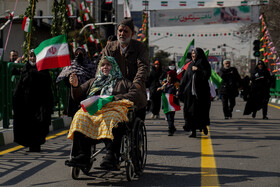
[165,111,175,129]
[221,94,236,117]
[252,99,268,117]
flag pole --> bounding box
[27,0,36,60]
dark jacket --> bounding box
[102,39,149,110]
[71,77,140,110]
[179,48,211,129]
[147,66,165,97]
[13,63,53,147]
[243,66,271,115]
[219,67,241,97]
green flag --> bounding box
[81,95,114,115]
[177,39,194,69]
[210,69,223,88]
[204,49,223,88]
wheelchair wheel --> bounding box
[131,118,147,176]
[71,167,80,180]
[126,161,135,181]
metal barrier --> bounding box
[0,60,69,129]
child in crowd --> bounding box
[157,70,181,136]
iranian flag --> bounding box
[71,41,77,53]
[82,44,88,52]
[262,0,268,5]
[198,1,205,6]
[34,34,71,71]
[142,0,149,6]
[89,34,95,43]
[67,4,74,16]
[90,24,96,30]
[80,1,86,10]
[22,16,31,32]
[241,1,248,6]
[217,1,224,6]
[77,16,82,23]
[95,38,100,45]
[105,0,112,4]
[179,1,186,6]
[84,13,89,21]
[161,1,168,6]
[176,39,194,75]
[124,0,131,17]
[209,69,223,88]
[81,95,114,115]
[162,93,180,114]
[85,7,90,13]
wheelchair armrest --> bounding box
[127,106,136,122]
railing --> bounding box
[270,74,280,97]
[0,60,69,128]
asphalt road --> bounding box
[0,98,280,187]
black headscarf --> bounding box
[56,47,96,85]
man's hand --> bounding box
[192,66,198,71]
[134,82,141,90]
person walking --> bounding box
[147,60,164,119]
[12,49,54,152]
[179,48,211,138]
[243,60,271,119]
[219,59,241,119]
[158,70,180,136]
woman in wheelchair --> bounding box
[67,56,139,169]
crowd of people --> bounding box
[9,17,274,169]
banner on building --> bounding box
[150,6,259,27]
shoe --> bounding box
[189,131,196,138]
[155,115,160,119]
[252,112,256,118]
[28,145,41,152]
[100,151,117,169]
[66,154,90,167]
[263,116,268,120]
[225,117,229,120]
[168,130,173,136]
[183,125,190,132]
[229,112,232,118]
[150,114,155,119]
[203,127,208,135]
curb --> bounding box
[270,98,280,105]
[0,116,72,146]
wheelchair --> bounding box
[65,107,147,181]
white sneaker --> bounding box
[150,114,155,119]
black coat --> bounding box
[243,66,271,115]
[13,63,54,147]
[147,66,165,97]
[219,67,241,97]
[179,50,211,129]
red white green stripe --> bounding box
[162,93,181,114]
[161,1,168,6]
[89,34,95,43]
[80,2,86,10]
[142,0,149,6]
[22,16,31,32]
[241,1,248,6]
[34,34,71,71]
[198,1,205,6]
[82,44,88,52]
[105,0,112,4]
[84,13,89,21]
[217,1,224,6]
[179,1,186,6]
[67,4,74,16]
[81,95,114,115]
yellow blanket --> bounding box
[67,99,133,140]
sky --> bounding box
[118,0,261,60]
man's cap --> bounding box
[117,17,135,32]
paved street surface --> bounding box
[0,98,280,186]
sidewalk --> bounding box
[0,115,72,146]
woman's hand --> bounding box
[192,66,198,71]
[69,73,78,87]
